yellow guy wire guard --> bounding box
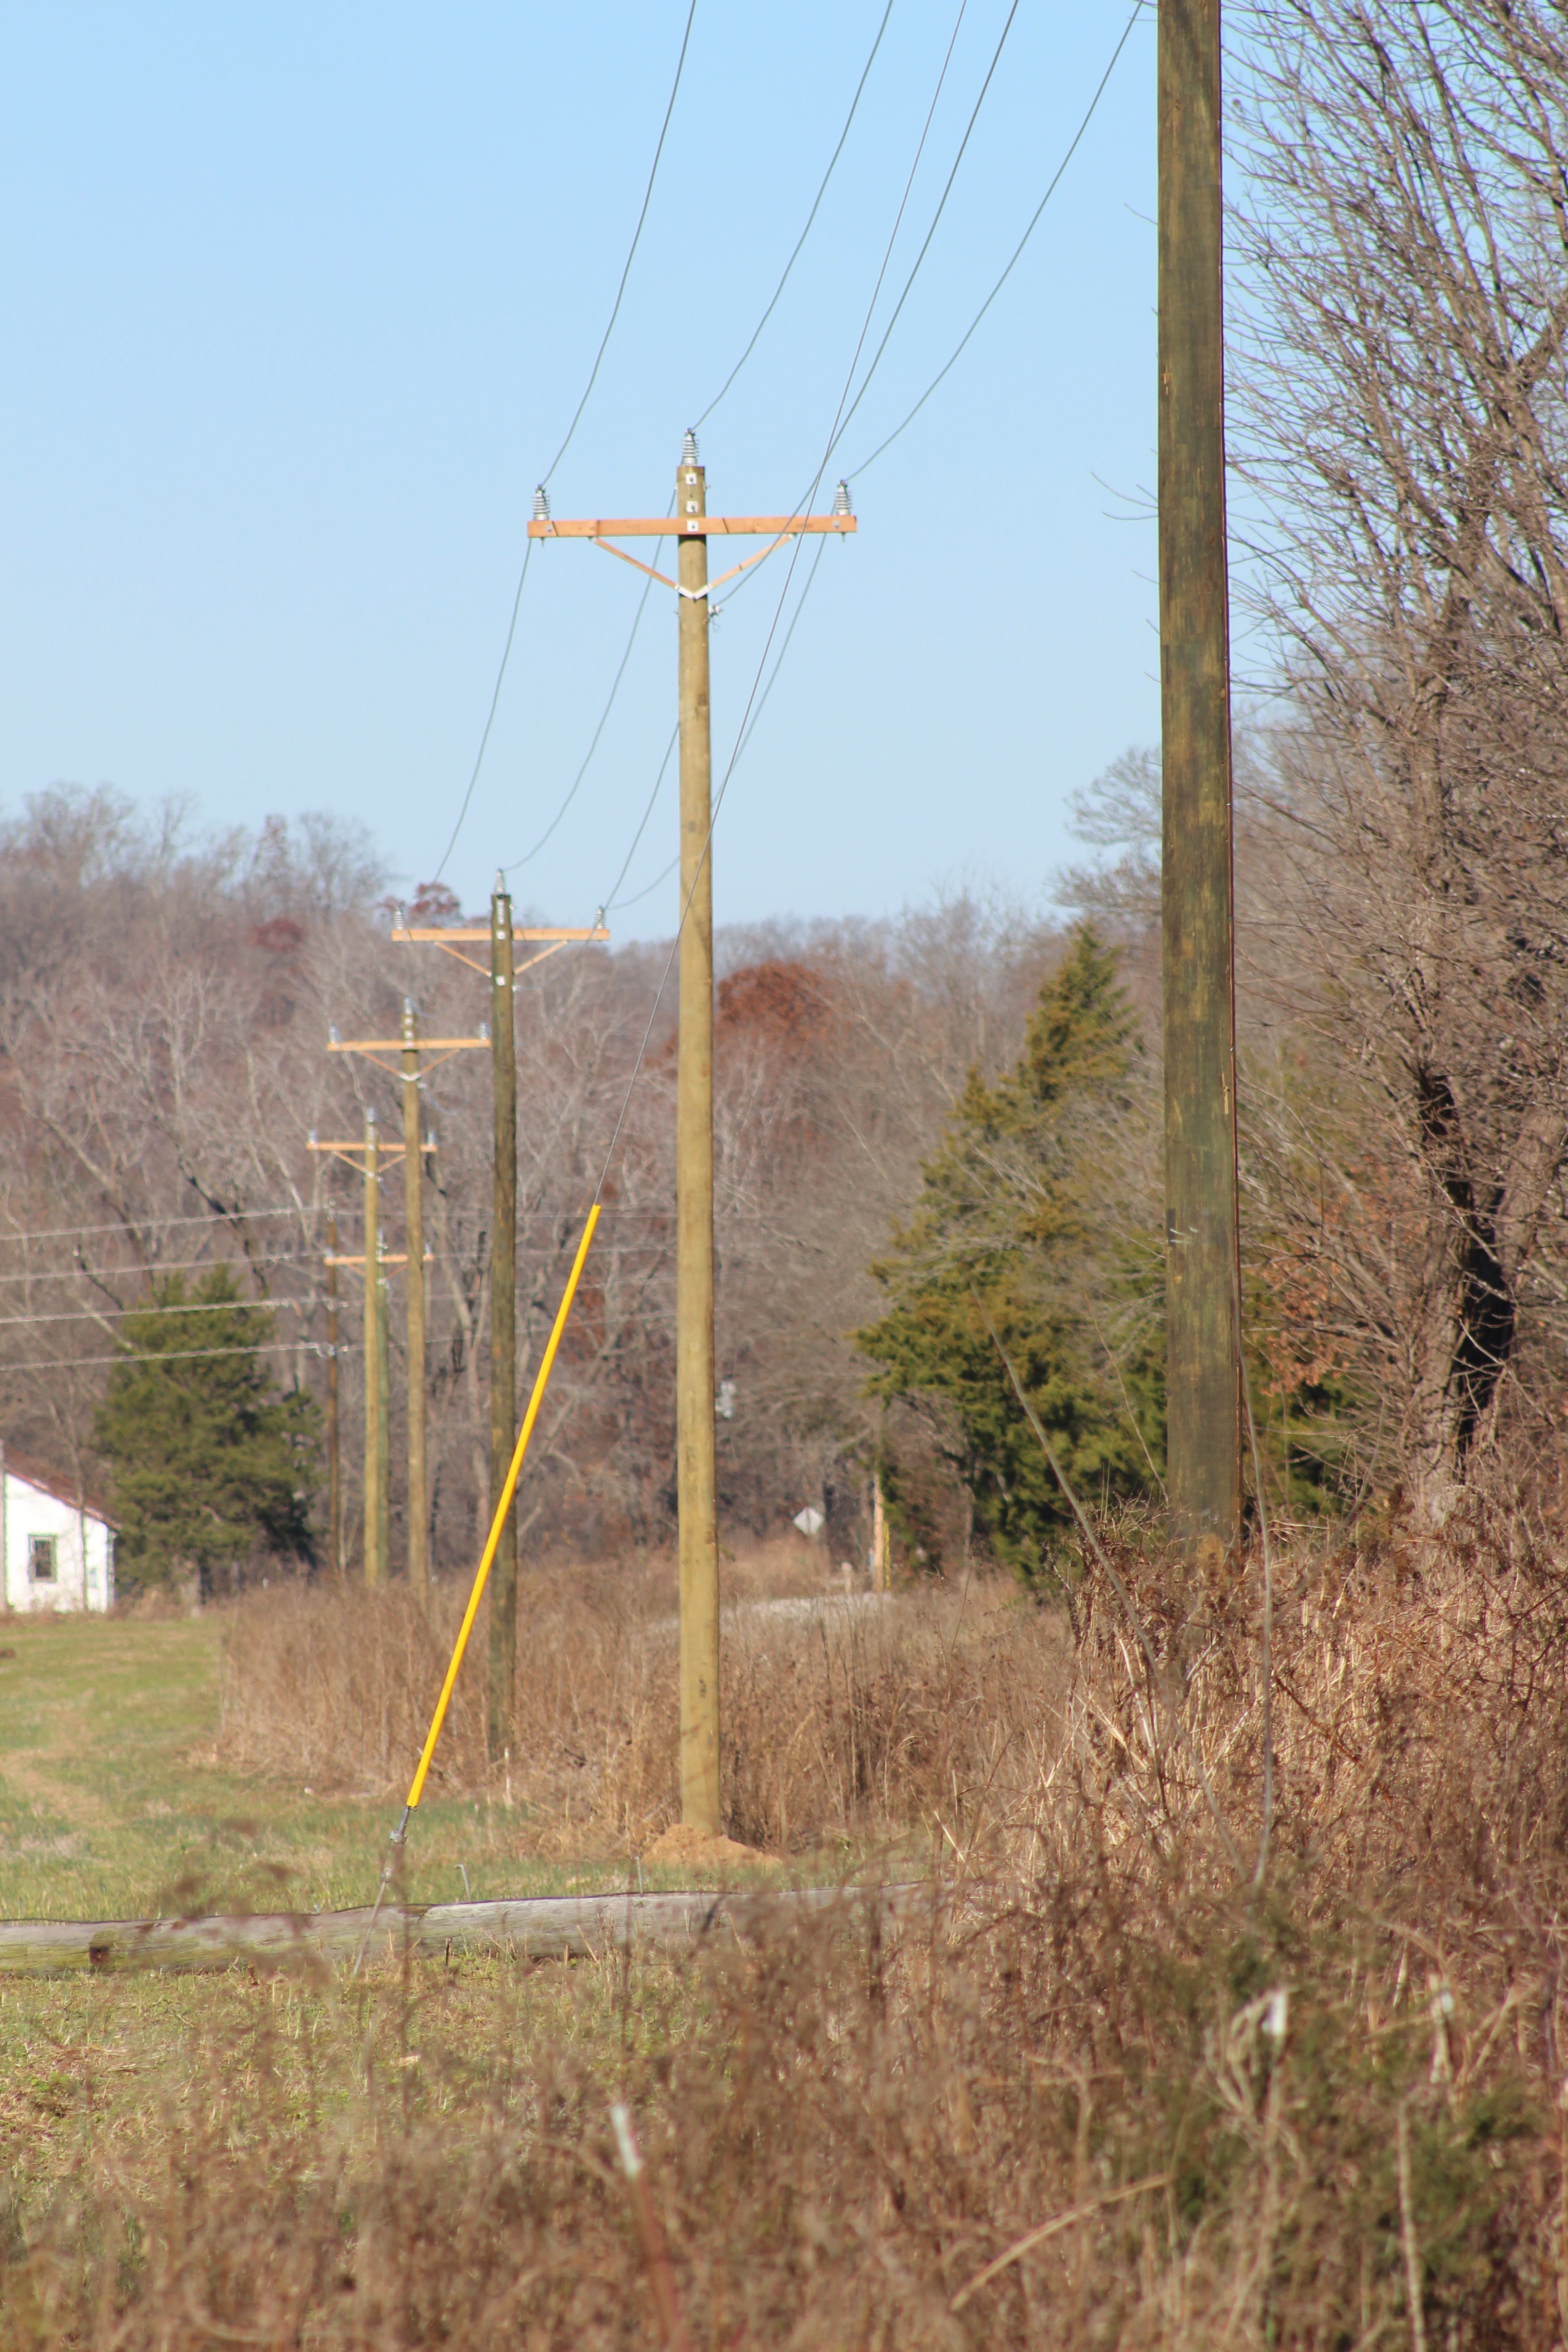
[353,1202,599,1970]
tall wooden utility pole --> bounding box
[530,446,857,1831]
[401,1000,429,1603]
[675,435,720,1834]
[1160,0,1241,1563]
[363,1110,383,1584]
[488,876,518,1756]
[326,1209,341,1575]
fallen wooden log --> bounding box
[0,1882,927,1976]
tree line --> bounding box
[7,0,1568,1590]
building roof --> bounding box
[2,1448,115,1528]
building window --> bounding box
[29,1535,57,1583]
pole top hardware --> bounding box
[527,509,857,599]
[390,920,610,981]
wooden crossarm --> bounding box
[528,514,855,539]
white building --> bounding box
[0,1449,115,1613]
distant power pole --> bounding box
[363,1110,384,1586]
[402,999,429,1604]
[389,905,608,1744]
[1159,0,1242,1560]
[489,876,518,1755]
[321,1016,488,1591]
[530,442,857,1833]
[326,1209,341,1575]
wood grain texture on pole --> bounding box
[363,1110,382,1585]
[1158,0,1242,1561]
[676,441,721,1835]
[326,1210,341,1576]
[489,879,518,1753]
[402,1000,428,1602]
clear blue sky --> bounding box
[0,2,1157,939]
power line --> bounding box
[609,853,679,914]
[539,0,699,488]
[0,1249,312,1289]
[503,567,661,873]
[734,534,829,765]
[694,0,897,430]
[432,541,535,884]
[507,1,892,897]
[599,529,828,914]
[847,0,1148,480]
[0,1296,310,1328]
[823,0,1021,474]
[591,0,973,1199]
[0,1205,308,1247]
[594,0,1147,926]
[0,1341,319,1376]
[603,725,679,911]
[433,0,699,886]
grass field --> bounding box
[4,1530,1568,2344]
[0,1604,769,1924]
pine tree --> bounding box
[856,928,1162,1582]
[95,1267,320,1596]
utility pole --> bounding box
[363,1110,383,1586]
[319,1026,479,1587]
[1159,0,1241,1563]
[326,1209,341,1575]
[375,1233,392,1579]
[675,437,720,1835]
[402,999,429,1603]
[489,876,518,1757]
[387,909,608,1737]
[530,443,857,1832]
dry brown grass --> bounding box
[11,1497,1568,2345]
[216,1545,1068,1856]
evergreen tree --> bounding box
[856,928,1162,1582]
[95,1267,320,1595]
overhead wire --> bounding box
[503,567,661,871]
[603,725,679,911]
[0,1249,313,1289]
[501,0,891,898]
[0,1297,315,1328]
[0,1341,319,1375]
[693,0,897,430]
[0,1206,307,1246]
[432,0,700,885]
[846,0,1148,481]
[602,528,827,913]
[589,0,974,1200]
[820,0,1020,475]
[538,0,699,490]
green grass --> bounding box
[0,1610,774,1922]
